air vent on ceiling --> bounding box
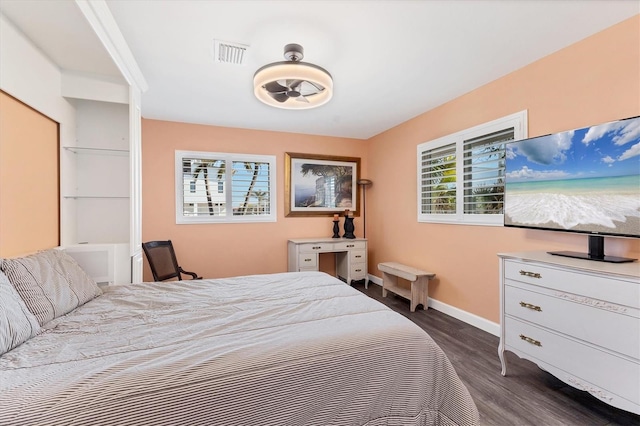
[213,40,249,65]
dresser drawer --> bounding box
[297,253,317,269]
[504,259,640,309]
[334,241,365,251]
[505,284,639,359]
[350,250,366,264]
[505,317,640,404]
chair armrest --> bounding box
[179,267,202,280]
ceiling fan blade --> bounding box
[296,95,310,103]
[305,80,324,91]
[298,81,323,96]
[268,92,289,103]
[264,81,287,93]
[287,79,304,89]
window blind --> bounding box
[176,151,276,223]
[462,128,514,214]
[417,110,527,225]
[420,143,457,214]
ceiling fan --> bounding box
[263,79,323,104]
[253,44,333,110]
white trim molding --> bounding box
[75,0,148,93]
[367,274,499,336]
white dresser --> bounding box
[498,251,640,414]
[288,238,367,286]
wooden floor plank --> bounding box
[356,283,640,426]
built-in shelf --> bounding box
[63,196,130,199]
[63,146,129,156]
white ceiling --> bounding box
[1,1,638,139]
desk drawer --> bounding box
[351,250,366,264]
[297,253,318,269]
[334,241,365,251]
[299,243,333,253]
[505,317,639,404]
[351,264,367,280]
[505,285,639,359]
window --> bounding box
[175,151,276,223]
[417,111,527,225]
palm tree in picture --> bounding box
[299,163,352,207]
[300,164,351,179]
[300,163,352,177]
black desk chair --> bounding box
[142,240,202,282]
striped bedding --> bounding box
[0,271,479,426]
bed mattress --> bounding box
[0,271,479,425]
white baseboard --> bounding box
[366,274,500,337]
[367,274,383,286]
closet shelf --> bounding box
[63,146,129,156]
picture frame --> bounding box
[285,152,361,217]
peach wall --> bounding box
[141,120,368,281]
[367,15,640,323]
[142,16,639,324]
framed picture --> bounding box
[285,152,361,217]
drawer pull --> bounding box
[519,270,542,279]
[355,255,362,259]
[519,334,542,347]
[355,269,362,272]
[346,244,355,248]
[519,301,542,312]
[304,258,312,262]
[312,246,322,250]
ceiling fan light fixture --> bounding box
[253,44,333,110]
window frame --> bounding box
[417,110,528,226]
[175,150,277,224]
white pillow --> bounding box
[0,270,40,355]
[1,249,102,326]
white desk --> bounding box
[288,237,368,287]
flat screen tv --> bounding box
[504,115,640,263]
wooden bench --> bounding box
[378,262,436,312]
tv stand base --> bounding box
[548,250,636,264]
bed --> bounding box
[0,249,479,426]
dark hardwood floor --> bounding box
[354,282,640,426]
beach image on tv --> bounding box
[504,116,640,236]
